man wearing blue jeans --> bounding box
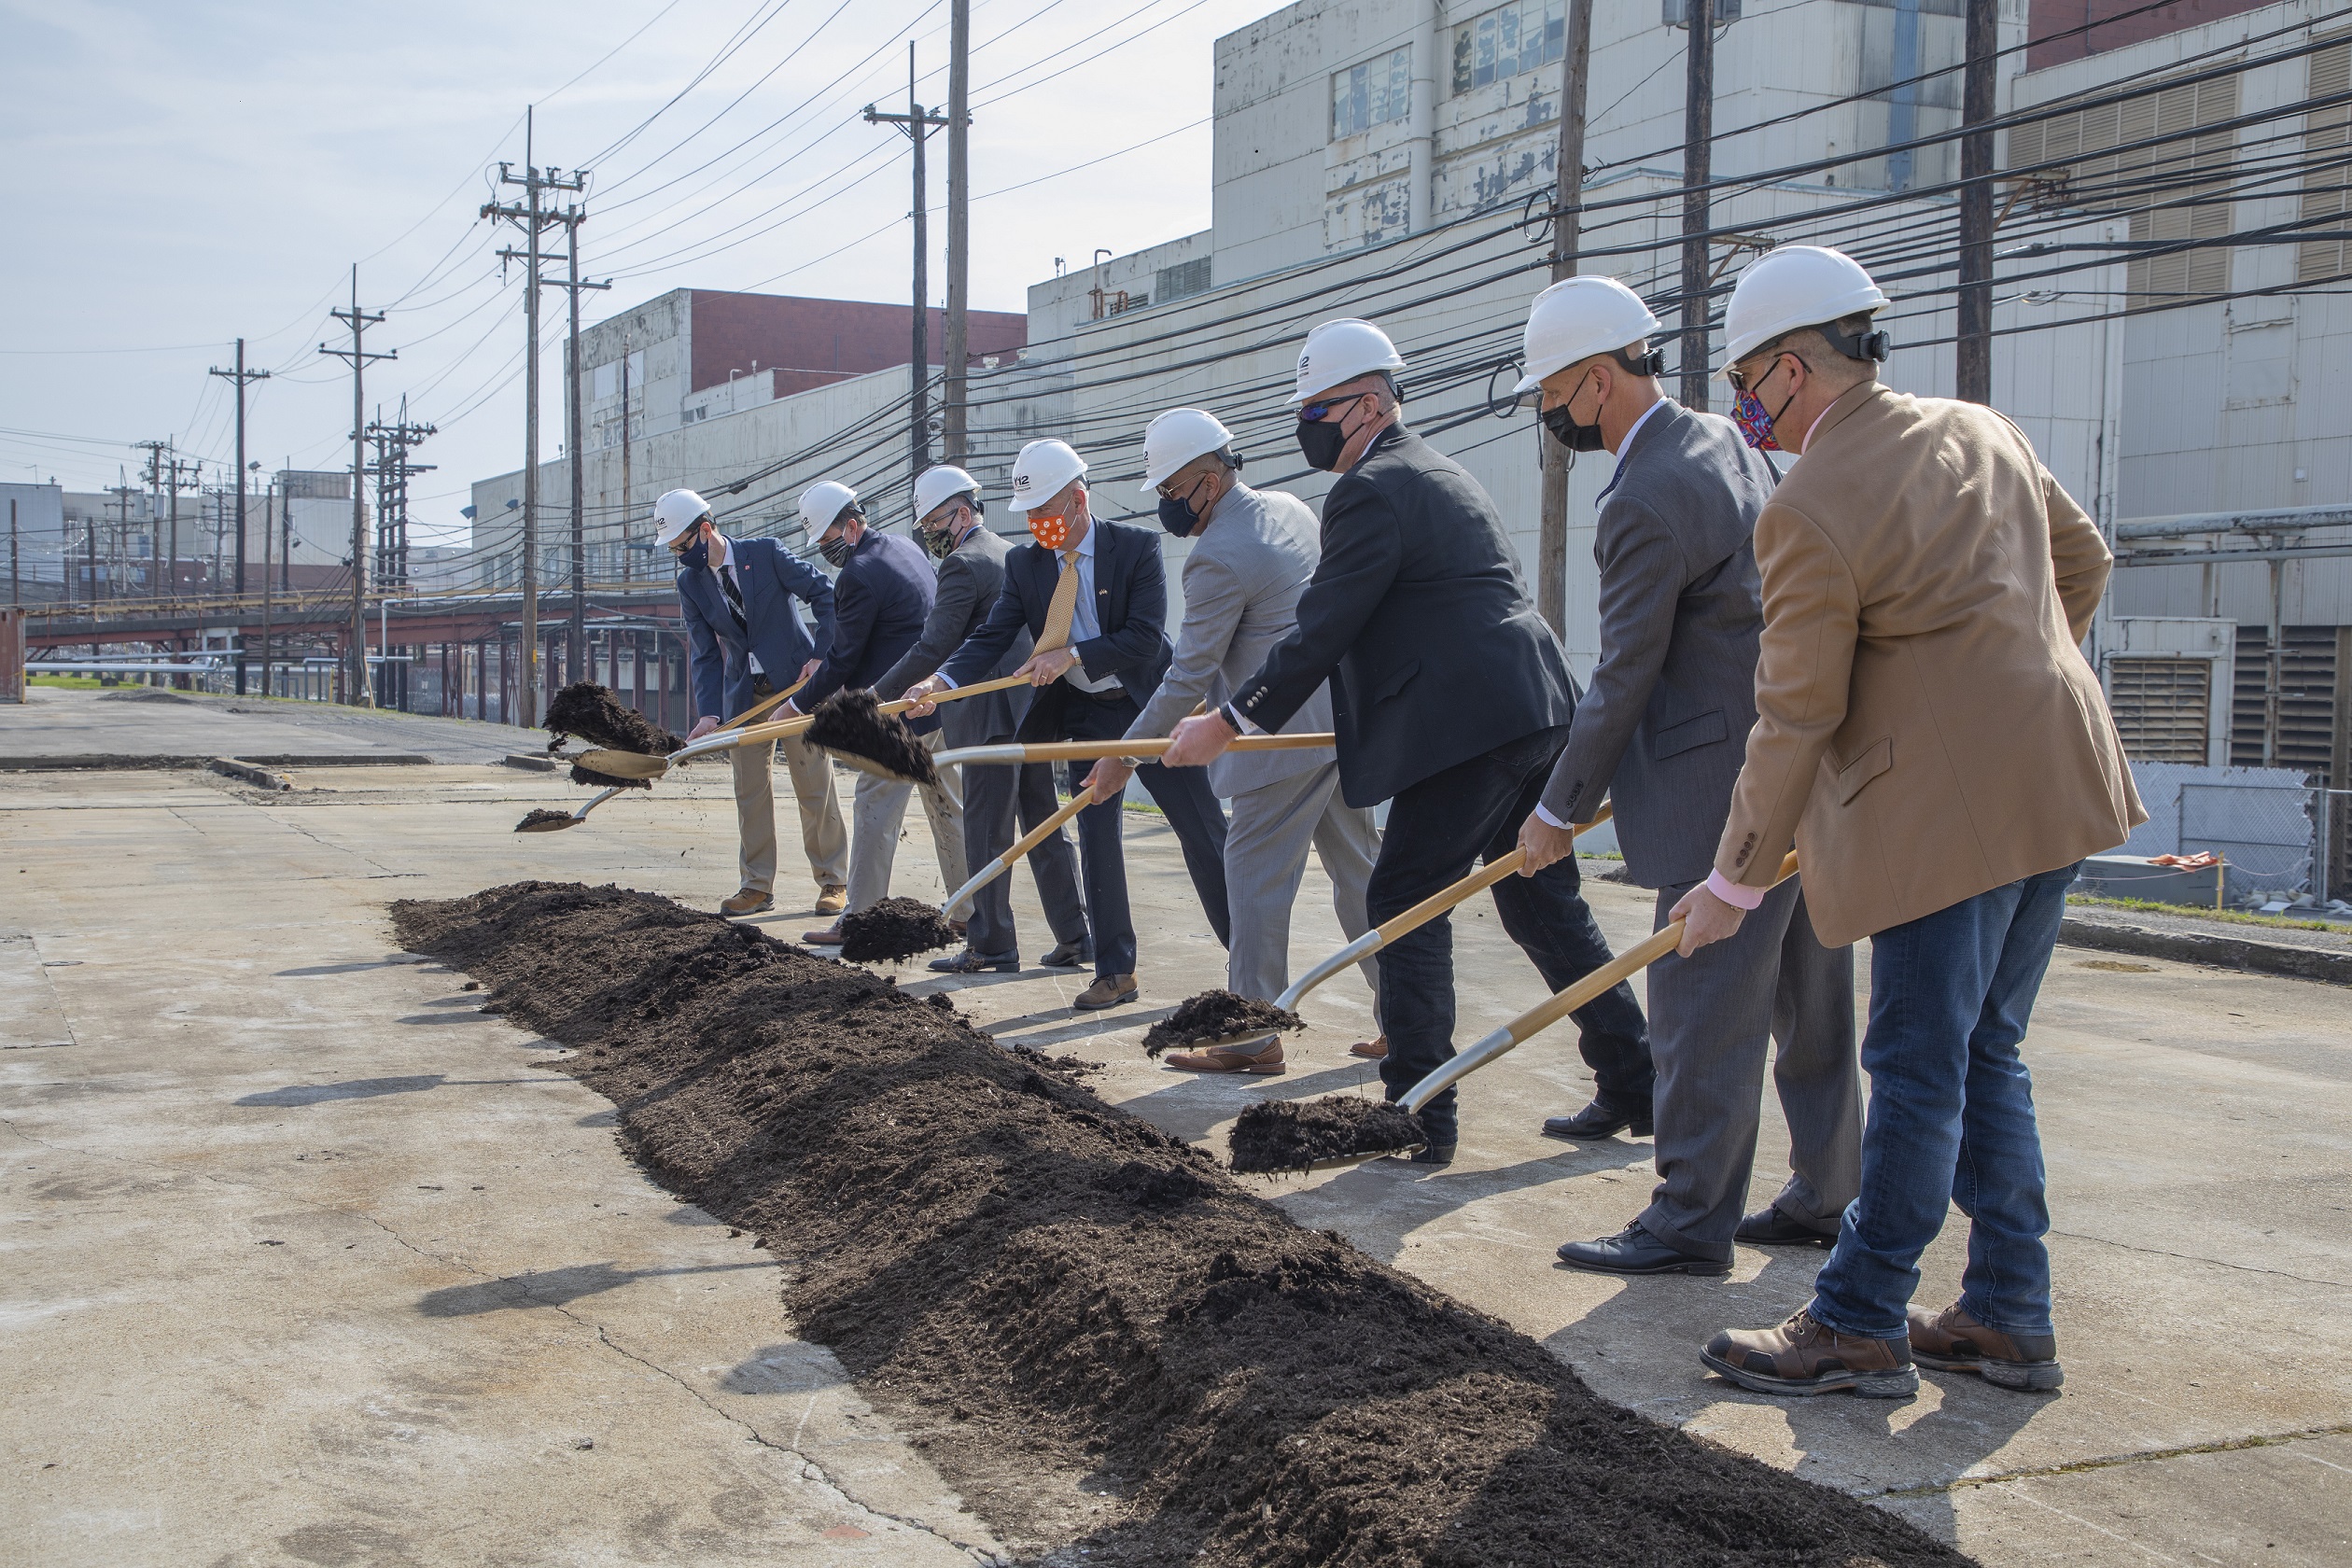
[1674,248,2144,1396]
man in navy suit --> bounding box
[788,481,966,945]
[904,439,1229,1010]
[657,487,848,918]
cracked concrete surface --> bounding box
[4,689,2347,1566]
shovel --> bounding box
[576,672,1033,781]
[514,786,625,833]
[1150,802,1621,1057]
[1228,849,1801,1174]
[939,785,1098,917]
[931,733,1337,769]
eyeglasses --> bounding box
[1155,470,1206,500]
[1724,346,1791,395]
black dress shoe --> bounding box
[1542,1099,1654,1141]
[1558,1222,1731,1277]
[1040,940,1093,969]
[930,949,1020,974]
[1734,1206,1839,1248]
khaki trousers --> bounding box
[846,730,967,913]
[730,733,849,896]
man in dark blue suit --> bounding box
[905,439,1229,1010]
[1165,319,1648,1164]
[656,487,847,918]
[789,481,967,945]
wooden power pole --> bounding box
[1956,0,1997,402]
[1536,0,1595,641]
[320,266,392,707]
[210,337,269,693]
[943,0,972,463]
[1680,0,1715,412]
[866,49,950,485]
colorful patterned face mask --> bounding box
[1731,389,1785,452]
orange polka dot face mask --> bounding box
[1028,509,1071,551]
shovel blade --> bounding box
[572,747,669,780]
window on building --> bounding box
[1452,0,1565,96]
[2009,71,2239,299]
[1332,46,1412,138]
[2299,32,2352,283]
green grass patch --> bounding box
[27,675,115,690]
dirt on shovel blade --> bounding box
[1227,1095,1429,1174]
[1142,989,1303,1057]
[541,681,686,756]
[514,808,577,832]
[836,897,959,963]
[567,760,651,791]
[389,879,1968,1568]
[805,689,937,787]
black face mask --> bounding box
[1155,494,1199,537]
[1541,371,1604,452]
[1295,415,1350,472]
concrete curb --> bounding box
[206,757,294,791]
[503,754,560,772]
[2059,917,2352,987]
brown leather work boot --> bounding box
[1162,1037,1285,1074]
[814,885,847,916]
[720,889,774,917]
[1701,1309,1918,1398]
[1349,1035,1388,1059]
[1073,973,1139,1010]
[1908,1303,2064,1392]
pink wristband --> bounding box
[1704,869,1769,910]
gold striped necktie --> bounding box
[1036,548,1082,652]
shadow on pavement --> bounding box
[417,1258,776,1317]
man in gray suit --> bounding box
[1510,278,1861,1277]
[877,466,1091,973]
[1085,410,1381,1072]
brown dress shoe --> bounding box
[1701,1309,1918,1398]
[1349,1035,1388,1059]
[802,922,845,945]
[814,885,847,916]
[720,889,774,917]
[1908,1303,2063,1391]
[1162,1037,1286,1074]
[1073,973,1139,1010]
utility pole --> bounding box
[319,264,394,707]
[105,475,133,608]
[943,0,973,463]
[483,106,585,726]
[1956,0,1997,403]
[364,401,435,706]
[1680,0,1716,412]
[210,339,269,693]
[260,473,275,696]
[8,498,17,607]
[866,49,950,483]
[534,204,609,679]
[1536,0,1595,642]
[133,440,167,599]
[619,329,634,582]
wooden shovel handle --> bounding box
[1372,801,1617,944]
[718,674,808,731]
[1007,784,1095,861]
[981,733,1337,764]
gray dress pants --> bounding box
[959,760,1089,960]
[1635,875,1862,1262]
[844,730,967,915]
[1222,760,1381,1008]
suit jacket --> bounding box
[1229,425,1577,808]
[875,526,1034,749]
[1713,381,2146,947]
[938,517,1174,706]
[803,528,939,734]
[679,535,835,723]
[1540,402,1781,889]
[1126,483,1336,798]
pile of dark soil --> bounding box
[1228,1096,1428,1174]
[805,689,937,786]
[541,681,685,757]
[837,896,959,963]
[1142,989,1303,1057]
[513,808,578,833]
[98,687,195,704]
[567,760,651,791]
[390,880,1967,1568]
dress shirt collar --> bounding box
[707,531,735,572]
[1597,398,1674,505]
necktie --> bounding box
[716,566,749,639]
[1035,549,1082,652]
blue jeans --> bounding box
[1810,862,2078,1344]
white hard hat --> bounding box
[1290,317,1407,405]
[1514,277,1664,395]
[1007,440,1086,513]
[797,480,859,535]
[651,488,710,548]
[1138,409,1236,496]
[1721,245,1889,370]
[913,465,981,525]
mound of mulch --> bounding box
[541,681,685,757]
[1142,989,1303,1057]
[1228,1096,1428,1174]
[513,808,578,833]
[837,896,959,963]
[390,880,1967,1568]
[805,689,937,786]
[567,760,652,791]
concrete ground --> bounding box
[3,690,2346,1566]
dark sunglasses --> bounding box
[1299,393,1365,423]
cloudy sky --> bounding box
[0,0,1280,542]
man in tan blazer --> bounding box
[1677,247,2144,1401]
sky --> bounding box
[0,0,1282,544]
